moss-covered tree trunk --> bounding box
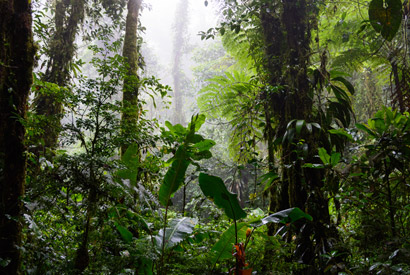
[121,0,142,155]
[261,0,334,271]
[0,0,35,273]
[34,0,85,152]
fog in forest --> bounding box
[2,0,410,273]
[139,0,218,123]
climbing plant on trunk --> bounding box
[0,0,35,273]
[34,0,85,152]
[121,0,142,155]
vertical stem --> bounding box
[228,200,239,274]
[182,183,186,216]
[384,160,396,237]
[160,202,169,275]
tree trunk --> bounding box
[121,0,142,155]
[260,0,335,271]
[0,0,35,273]
[171,0,189,125]
[34,0,85,152]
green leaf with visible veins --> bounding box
[199,173,247,220]
[210,222,248,266]
[155,217,197,250]
[158,147,190,206]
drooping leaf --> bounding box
[114,222,133,243]
[199,173,247,220]
[249,207,313,228]
[330,85,350,103]
[356,123,378,138]
[259,171,279,191]
[159,147,190,206]
[155,217,197,250]
[328,129,354,141]
[369,0,402,41]
[159,115,214,206]
[332,76,355,95]
[295,120,305,135]
[210,222,248,266]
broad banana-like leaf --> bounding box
[199,173,247,220]
[369,0,402,41]
[249,207,313,228]
[159,115,213,207]
[158,147,190,206]
[155,217,197,250]
[210,222,248,266]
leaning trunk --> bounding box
[0,0,35,273]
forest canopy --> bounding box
[1,0,410,274]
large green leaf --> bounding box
[198,173,247,220]
[114,222,133,243]
[158,147,190,206]
[250,207,313,228]
[210,222,248,266]
[159,115,215,206]
[155,217,197,250]
[295,120,306,135]
[369,0,402,41]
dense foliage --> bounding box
[1,0,410,274]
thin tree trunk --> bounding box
[121,0,142,155]
[0,0,35,273]
[391,62,405,113]
[171,0,189,125]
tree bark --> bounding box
[121,0,142,155]
[260,0,335,270]
[34,0,85,152]
[0,0,35,273]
